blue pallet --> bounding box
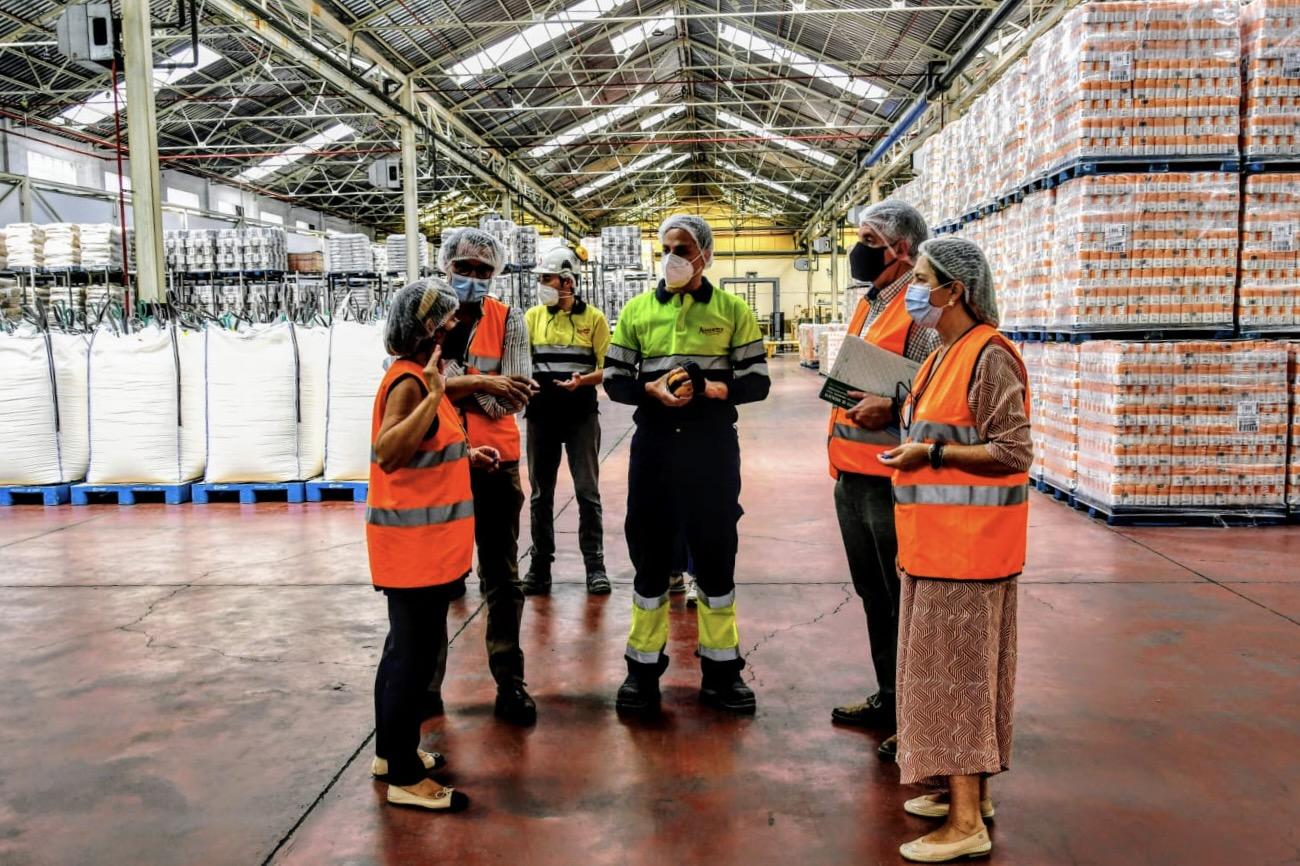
[306,479,368,503]
[1243,159,1300,175]
[0,484,72,506]
[192,481,306,504]
[1078,501,1286,528]
[71,482,192,506]
[1033,155,1241,190]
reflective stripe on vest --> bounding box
[893,483,1029,507]
[640,354,732,375]
[827,291,916,479]
[532,344,598,375]
[366,499,475,527]
[464,296,521,461]
[893,324,1031,581]
[366,359,475,590]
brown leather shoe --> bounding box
[831,692,894,728]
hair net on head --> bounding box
[858,200,929,255]
[918,237,999,327]
[658,214,714,262]
[437,227,505,278]
[385,277,460,357]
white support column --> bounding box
[121,0,165,302]
[401,79,420,285]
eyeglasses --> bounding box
[452,260,495,280]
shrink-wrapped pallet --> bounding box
[1075,340,1289,512]
[204,323,326,483]
[1238,174,1300,330]
[1287,342,1300,508]
[0,329,89,484]
[1038,342,1081,493]
[86,326,206,483]
[1242,0,1300,159]
[324,321,386,480]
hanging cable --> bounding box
[110,55,132,313]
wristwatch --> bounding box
[928,441,946,469]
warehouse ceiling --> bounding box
[0,0,1047,234]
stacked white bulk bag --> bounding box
[0,328,90,484]
[87,325,206,483]
[295,325,329,480]
[43,223,81,268]
[324,321,386,480]
[204,323,324,482]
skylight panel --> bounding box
[610,13,675,56]
[572,149,672,198]
[236,122,355,183]
[717,160,811,203]
[55,43,224,127]
[639,105,686,130]
[447,0,621,84]
[715,110,837,168]
[528,90,660,158]
[716,23,888,102]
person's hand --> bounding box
[423,346,445,400]
[557,374,583,392]
[703,381,729,400]
[844,391,893,429]
[469,445,501,471]
[877,442,930,471]
[646,371,692,408]
[481,374,535,407]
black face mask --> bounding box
[849,241,888,285]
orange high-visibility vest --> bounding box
[366,360,475,589]
[893,324,1030,581]
[827,290,914,479]
[464,296,522,462]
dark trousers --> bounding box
[833,471,901,704]
[429,462,526,693]
[526,412,604,571]
[626,423,744,676]
[375,585,453,786]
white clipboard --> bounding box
[819,335,920,409]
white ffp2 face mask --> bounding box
[537,283,561,307]
[661,253,700,289]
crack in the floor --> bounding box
[0,513,107,550]
[741,582,855,688]
[189,540,363,582]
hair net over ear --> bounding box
[658,214,714,262]
[385,277,460,357]
[437,227,505,278]
[857,200,929,254]
[918,237,999,327]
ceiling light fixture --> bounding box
[446,0,621,83]
[715,109,837,167]
[572,148,673,198]
[610,12,675,56]
[716,23,889,102]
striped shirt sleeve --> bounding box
[728,300,770,405]
[969,343,1032,472]
[472,305,531,419]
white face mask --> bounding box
[661,252,700,289]
[537,282,561,307]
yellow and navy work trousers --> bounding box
[624,422,744,679]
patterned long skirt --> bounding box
[895,571,1018,787]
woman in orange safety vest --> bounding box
[367,278,500,813]
[877,237,1033,864]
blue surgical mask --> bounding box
[905,282,946,329]
[450,273,491,302]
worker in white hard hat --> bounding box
[520,245,612,596]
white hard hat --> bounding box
[535,245,580,281]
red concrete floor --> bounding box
[1,358,1297,866]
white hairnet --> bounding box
[385,277,459,357]
[658,214,714,261]
[918,237,999,327]
[438,227,505,278]
[858,200,929,254]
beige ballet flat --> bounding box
[371,749,446,778]
[899,827,992,862]
[904,793,995,820]
[386,783,468,812]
